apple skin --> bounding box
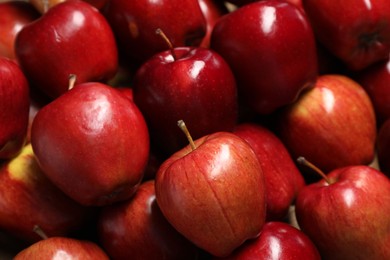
[102,0,206,66]
[302,0,390,71]
[377,119,390,175]
[233,123,305,221]
[210,1,318,114]
[155,131,266,257]
[0,1,40,61]
[98,180,200,260]
[31,82,150,206]
[0,57,30,160]
[133,47,238,156]
[356,58,390,125]
[215,221,321,260]
[277,74,376,173]
[295,165,390,259]
[14,237,109,260]
[15,0,118,100]
[0,144,92,243]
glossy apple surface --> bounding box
[0,57,30,160]
[98,180,199,259]
[155,131,266,257]
[15,0,118,99]
[295,165,390,259]
[278,74,376,173]
[233,123,305,221]
[133,47,238,156]
[211,1,318,114]
[302,0,390,70]
[31,82,150,206]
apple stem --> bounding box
[177,120,196,150]
[68,74,77,90]
[155,28,177,61]
[33,225,49,240]
[297,156,332,185]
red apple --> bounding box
[302,0,390,71]
[14,236,109,259]
[133,44,238,156]
[0,57,30,160]
[155,122,266,257]
[0,144,92,243]
[31,81,150,206]
[102,0,206,66]
[216,221,321,260]
[356,57,390,125]
[233,123,305,221]
[277,74,377,173]
[211,1,318,114]
[0,1,40,60]
[15,0,118,99]
[295,158,390,259]
[98,180,200,259]
[377,118,390,175]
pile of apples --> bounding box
[1,0,390,259]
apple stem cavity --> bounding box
[177,120,196,150]
[33,225,49,240]
[68,74,77,90]
[297,156,332,185]
[155,28,177,61]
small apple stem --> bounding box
[155,28,177,61]
[177,120,196,150]
[297,156,332,184]
[33,225,49,240]
[68,74,77,90]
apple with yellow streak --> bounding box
[0,143,92,243]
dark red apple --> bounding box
[377,118,390,175]
[98,180,199,259]
[14,236,109,259]
[216,221,321,260]
[211,1,318,114]
[155,122,266,257]
[302,0,390,71]
[356,57,390,125]
[0,144,92,243]
[31,81,150,206]
[295,159,390,259]
[0,57,30,160]
[15,0,118,99]
[102,0,206,66]
[233,123,305,221]
[133,45,238,156]
[277,74,377,173]
[0,1,40,60]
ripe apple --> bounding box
[377,118,390,175]
[15,0,118,99]
[211,1,318,114]
[277,74,377,173]
[233,123,305,221]
[216,221,321,259]
[295,158,390,260]
[98,180,200,259]
[302,0,390,71]
[31,81,150,206]
[133,44,238,156]
[0,143,92,243]
[356,57,390,125]
[0,57,30,160]
[14,236,109,259]
[155,122,266,257]
[0,1,40,61]
[102,0,206,66]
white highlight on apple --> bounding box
[189,60,205,79]
[321,88,335,114]
[261,6,276,35]
[363,0,372,10]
